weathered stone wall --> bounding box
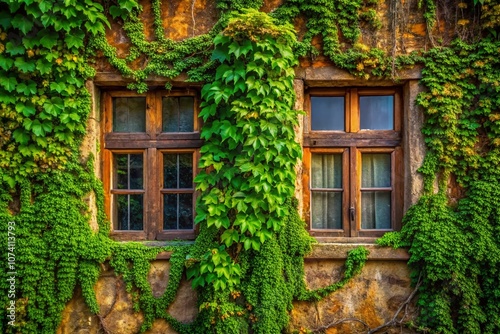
[72,0,429,332]
[57,245,415,334]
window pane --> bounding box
[163,153,193,189]
[113,154,143,189]
[163,194,193,230]
[311,154,342,188]
[179,193,193,229]
[361,191,391,229]
[112,97,146,132]
[311,191,342,229]
[359,96,393,130]
[162,96,194,132]
[114,194,144,230]
[311,96,344,131]
[361,153,391,188]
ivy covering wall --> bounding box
[1,0,500,333]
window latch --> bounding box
[350,207,355,222]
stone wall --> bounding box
[69,0,430,332]
[57,245,415,334]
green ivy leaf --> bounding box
[36,59,52,75]
[6,42,25,56]
[12,14,34,34]
[12,129,30,145]
[16,81,37,96]
[2,77,18,92]
[0,55,15,70]
[16,102,36,117]
[0,11,12,29]
[40,32,58,49]
[65,31,85,49]
[14,57,36,73]
[109,6,125,19]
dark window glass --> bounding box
[115,194,144,230]
[163,194,193,230]
[311,96,344,131]
[162,96,194,132]
[113,154,143,189]
[163,154,193,189]
[112,97,146,132]
[359,96,393,130]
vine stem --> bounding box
[191,0,197,36]
[311,273,422,334]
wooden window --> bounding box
[304,88,403,238]
[102,89,201,240]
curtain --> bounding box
[361,154,391,229]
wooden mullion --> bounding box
[341,148,350,237]
[349,147,359,237]
[360,187,393,191]
[161,189,195,194]
[146,148,158,240]
[350,88,359,133]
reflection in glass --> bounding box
[311,154,342,189]
[163,194,193,230]
[162,96,194,132]
[361,191,391,229]
[359,96,393,130]
[311,96,344,131]
[311,192,342,229]
[113,154,143,189]
[115,194,144,230]
[112,97,146,132]
[361,154,391,188]
[163,154,193,189]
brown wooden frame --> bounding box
[102,89,200,241]
[304,87,403,238]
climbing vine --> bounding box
[379,36,500,334]
[3,0,500,333]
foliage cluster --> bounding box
[0,0,106,186]
[6,0,500,334]
[379,37,500,333]
[0,159,112,334]
[182,11,369,333]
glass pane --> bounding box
[311,154,342,188]
[163,194,177,230]
[359,95,394,130]
[179,154,193,188]
[112,97,146,132]
[113,154,128,189]
[163,154,193,189]
[114,194,143,230]
[311,191,342,229]
[162,96,194,132]
[361,153,391,188]
[311,96,344,131]
[163,194,193,230]
[163,154,177,189]
[113,154,143,189]
[179,193,193,229]
[361,191,391,229]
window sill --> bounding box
[307,242,409,261]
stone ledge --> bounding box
[307,242,410,261]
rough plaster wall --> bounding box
[403,80,425,210]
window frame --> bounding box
[303,87,403,238]
[102,89,201,241]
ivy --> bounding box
[379,37,500,333]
